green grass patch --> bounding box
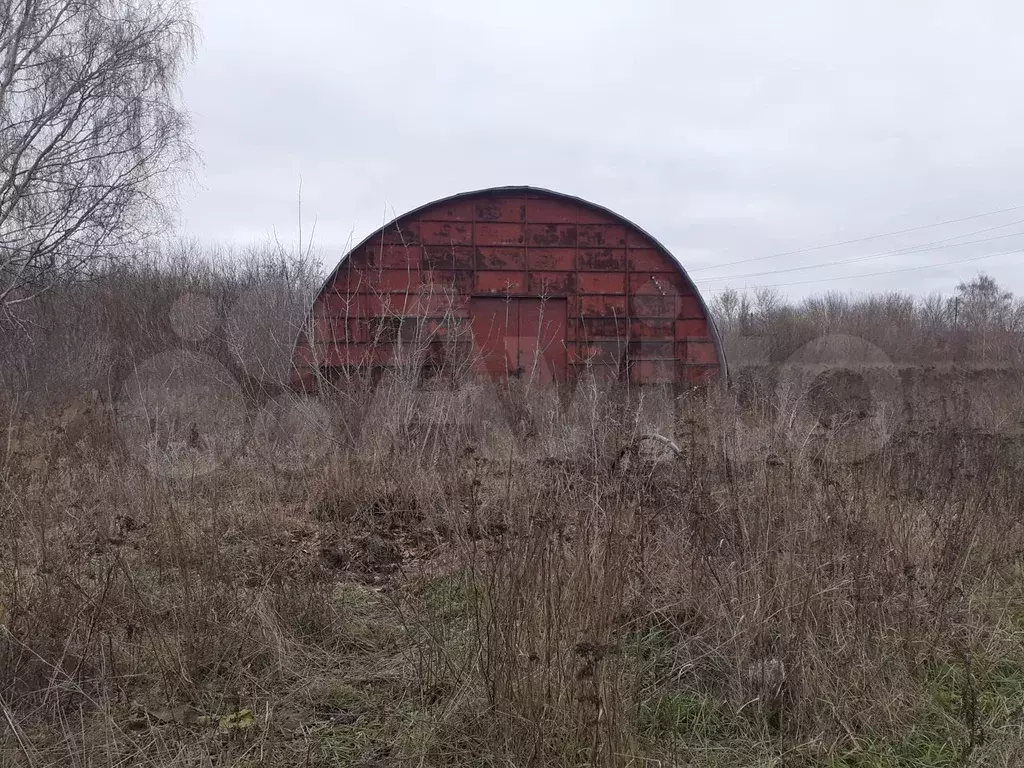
[640,692,727,741]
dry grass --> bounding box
[3,258,1024,766]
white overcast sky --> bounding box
[176,1,1024,300]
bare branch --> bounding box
[0,0,195,308]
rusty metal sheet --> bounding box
[328,267,359,293]
[423,199,475,221]
[455,248,475,269]
[423,245,474,270]
[578,273,626,294]
[346,247,372,268]
[630,295,675,317]
[340,318,365,344]
[364,269,421,293]
[677,295,704,318]
[421,245,451,270]
[378,293,469,317]
[576,295,626,317]
[630,272,685,295]
[675,318,709,337]
[476,197,526,222]
[421,270,475,294]
[578,224,627,248]
[379,220,420,245]
[628,340,673,358]
[525,197,579,223]
[684,341,719,364]
[393,317,447,344]
[578,248,626,271]
[365,243,422,268]
[475,222,526,246]
[399,294,454,316]
[477,246,526,270]
[518,298,567,382]
[629,319,675,339]
[527,248,575,271]
[627,248,676,272]
[419,220,473,246]
[312,317,351,343]
[469,297,516,376]
[529,271,575,294]
[527,223,577,247]
[320,292,364,316]
[475,271,527,295]
[626,229,657,247]
[418,318,469,338]
[356,295,389,316]
[570,341,626,364]
[581,317,628,339]
[358,318,397,345]
[577,207,619,225]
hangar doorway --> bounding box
[470,297,567,384]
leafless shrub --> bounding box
[0,239,322,409]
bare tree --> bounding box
[951,272,1019,330]
[709,287,741,332]
[753,286,782,316]
[0,0,195,310]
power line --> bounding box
[701,247,1021,294]
[690,202,1024,273]
[699,223,1024,283]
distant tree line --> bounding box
[710,272,1024,365]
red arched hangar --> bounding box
[291,186,726,390]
